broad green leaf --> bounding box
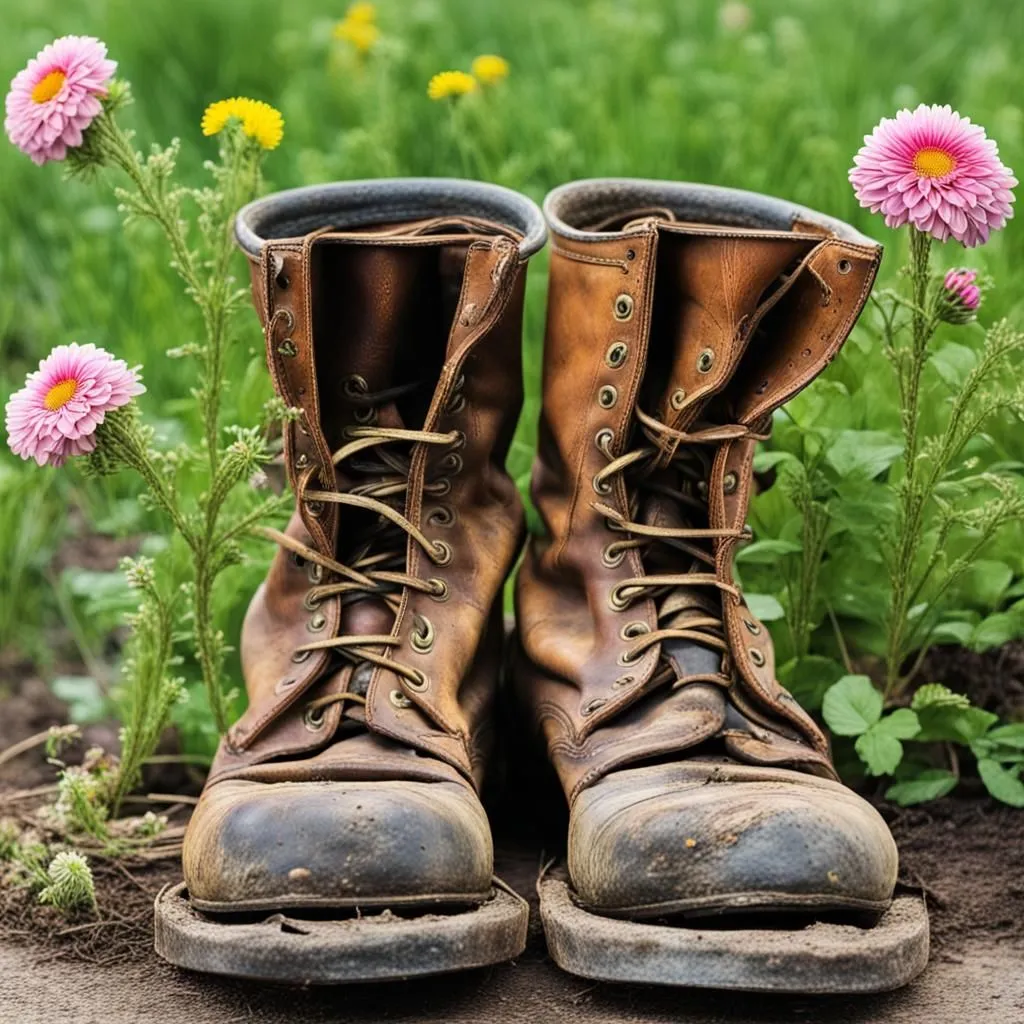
[736,539,802,565]
[985,724,1024,750]
[959,559,1014,610]
[928,621,976,646]
[930,342,977,389]
[778,656,845,711]
[977,759,1024,807]
[825,430,903,481]
[753,451,800,474]
[855,729,904,776]
[911,683,971,711]
[885,769,958,806]
[745,593,785,621]
[822,675,883,737]
[51,676,107,725]
[970,613,1022,652]
[916,704,998,744]
[873,708,921,740]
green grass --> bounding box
[1,0,1022,745]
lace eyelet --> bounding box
[451,430,467,450]
[295,453,310,470]
[581,697,607,716]
[292,649,313,664]
[618,648,641,666]
[613,294,634,321]
[605,342,629,368]
[620,621,650,640]
[426,505,455,527]
[353,407,377,425]
[602,545,626,569]
[749,647,766,667]
[275,677,297,695]
[303,706,325,731]
[594,428,615,457]
[277,339,298,358]
[291,552,307,569]
[598,385,618,409]
[593,473,613,496]
[670,388,687,410]
[723,471,739,495]
[447,394,466,415]
[308,563,324,584]
[697,348,715,374]
[837,258,852,275]
[608,585,631,611]
[411,613,435,653]
[389,689,412,709]
[441,452,463,474]
[406,669,429,693]
[612,675,635,688]
[308,612,327,632]
[432,540,453,566]
[428,578,450,602]
[343,375,368,398]
[306,499,325,518]
[303,591,322,612]
[743,618,762,636]
[433,478,453,497]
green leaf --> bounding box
[778,656,845,711]
[959,559,1014,610]
[744,593,785,621]
[985,724,1024,750]
[916,704,998,744]
[885,769,958,806]
[855,728,905,776]
[874,708,921,740]
[970,612,1021,652]
[753,451,800,474]
[822,675,883,737]
[911,683,971,711]
[977,758,1024,807]
[50,676,106,725]
[930,342,977,389]
[825,430,903,480]
[735,539,803,564]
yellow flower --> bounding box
[471,55,509,85]
[345,1,376,23]
[427,70,478,101]
[201,97,284,150]
[333,17,380,53]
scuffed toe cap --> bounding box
[568,762,898,917]
[183,778,493,910]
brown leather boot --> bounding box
[155,179,545,983]
[517,179,928,993]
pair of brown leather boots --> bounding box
[154,178,929,992]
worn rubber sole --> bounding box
[539,878,929,993]
[154,880,529,984]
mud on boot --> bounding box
[515,178,929,994]
[155,178,546,984]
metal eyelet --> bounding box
[620,621,650,640]
[581,697,607,716]
[837,258,852,275]
[432,478,453,497]
[292,649,313,664]
[275,270,290,290]
[618,648,642,666]
[608,585,631,611]
[303,706,325,732]
[592,473,613,496]
[343,375,368,397]
[295,453,310,470]
[749,648,766,667]
[308,563,324,584]
[598,385,618,409]
[670,388,687,410]
[432,540,453,566]
[697,349,715,374]
[613,294,634,321]
[594,428,615,457]
[426,505,455,527]
[308,612,327,633]
[274,676,297,695]
[306,499,325,518]
[612,675,635,688]
[428,578,450,602]
[353,407,377,425]
[723,471,739,495]
[411,614,435,653]
[440,452,463,474]
[303,592,322,612]
[602,545,626,569]
[447,394,466,415]
[743,618,762,636]
[389,689,412,709]
[625,248,636,261]
[605,342,629,368]
[451,430,467,449]
[277,339,297,358]
[406,669,429,693]
[291,552,307,570]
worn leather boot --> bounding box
[517,179,929,993]
[155,179,546,984]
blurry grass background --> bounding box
[1,0,1022,750]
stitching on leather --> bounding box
[551,244,628,272]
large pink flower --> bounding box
[849,104,1017,247]
[5,343,144,467]
[4,36,116,166]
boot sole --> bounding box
[539,877,929,993]
[154,879,528,984]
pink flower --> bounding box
[5,343,144,467]
[5,36,116,166]
[849,104,1017,247]
[943,268,981,310]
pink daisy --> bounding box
[5,343,144,467]
[5,36,117,166]
[849,104,1017,247]
[943,268,981,310]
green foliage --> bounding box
[37,851,97,914]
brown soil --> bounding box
[918,641,1024,721]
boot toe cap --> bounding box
[568,762,898,917]
[183,778,492,910]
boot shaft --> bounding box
[519,179,881,799]
[214,180,545,786]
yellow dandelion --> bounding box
[427,70,478,101]
[201,97,284,151]
[345,1,376,23]
[333,17,380,53]
[471,55,509,85]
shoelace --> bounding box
[591,406,767,690]
[260,386,462,726]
